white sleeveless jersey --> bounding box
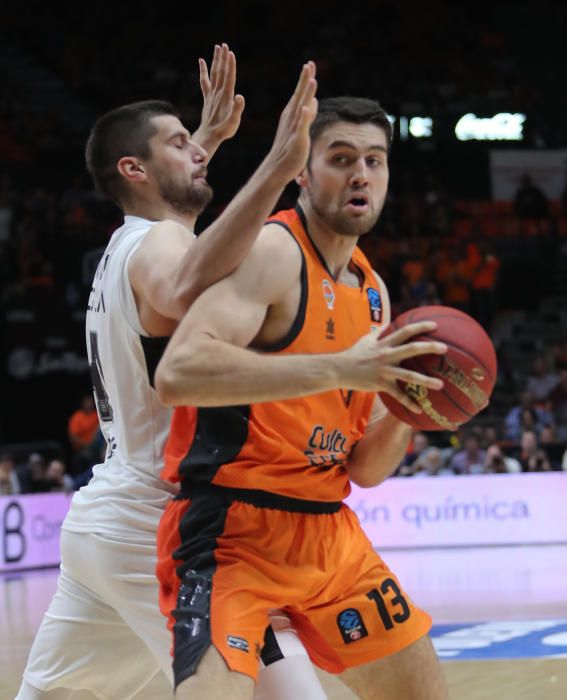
[63,215,188,541]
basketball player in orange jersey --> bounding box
[155,97,449,699]
[17,50,349,700]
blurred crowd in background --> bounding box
[1,1,567,494]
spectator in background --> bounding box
[539,424,564,470]
[514,174,548,219]
[15,452,63,493]
[448,434,486,474]
[0,453,21,495]
[45,459,74,493]
[16,452,43,493]
[471,241,500,330]
[68,394,99,474]
[526,356,559,404]
[516,430,552,472]
[483,445,521,474]
[481,424,500,449]
[412,447,454,477]
[504,392,554,441]
[435,243,473,313]
[397,431,434,476]
[548,337,567,371]
[400,252,428,307]
[549,368,567,440]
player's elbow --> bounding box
[349,472,383,489]
[155,353,194,406]
[347,461,385,489]
[154,364,178,406]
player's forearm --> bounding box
[347,413,412,488]
[156,337,343,406]
[171,160,289,316]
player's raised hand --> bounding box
[340,322,447,413]
[266,61,318,181]
[193,43,245,158]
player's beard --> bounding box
[156,171,213,215]
[308,189,385,238]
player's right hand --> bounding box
[266,62,318,182]
[339,322,447,414]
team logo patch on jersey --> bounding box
[337,608,368,644]
[367,288,382,322]
[322,279,335,310]
[227,635,249,653]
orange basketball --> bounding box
[379,305,497,431]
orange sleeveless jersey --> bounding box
[162,206,391,502]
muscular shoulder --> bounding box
[232,223,302,303]
[128,219,194,283]
[138,219,194,249]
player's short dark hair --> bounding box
[85,100,179,205]
[309,96,393,154]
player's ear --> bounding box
[117,157,147,184]
[295,168,309,188]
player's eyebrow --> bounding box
[166,130,191,142]
[327,139,388,154]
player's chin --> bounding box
[340,210,377,237]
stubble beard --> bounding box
[308,191,385,238]
[157,172,213,216]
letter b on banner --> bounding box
[2,501,26,563]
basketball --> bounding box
[379,305,498,431]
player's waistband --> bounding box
[177,481,342,514]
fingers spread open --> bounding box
[209,44,221,88]
[387,340,447,363]
[384,321,438,346]
[198,58,211,96]
[390,367,444,391]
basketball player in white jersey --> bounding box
[16,50,348,700]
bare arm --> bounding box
[347,396,412,488]
[155,228,448,407]
[155,225,343,405]
[129,61,318,323]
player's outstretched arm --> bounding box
[191,43,245,161]
[129,61,318,324]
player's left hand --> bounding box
[196,43,245,150]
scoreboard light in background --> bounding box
[400,116,433,140]
[389,115,434,140]
[455,112,526,141]
[388,112,527,142]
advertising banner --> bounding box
[1,473,565,572]
[0,493,72,573]
[345,473,567,548]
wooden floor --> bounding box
[2,544,567,699]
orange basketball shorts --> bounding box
[157,486,431,688]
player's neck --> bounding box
[299,200,358,280]
[122,200,197,232]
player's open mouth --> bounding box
[345,194,369,213]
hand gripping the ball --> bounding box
[340,321,447,414]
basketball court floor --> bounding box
[2,543,566,699]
